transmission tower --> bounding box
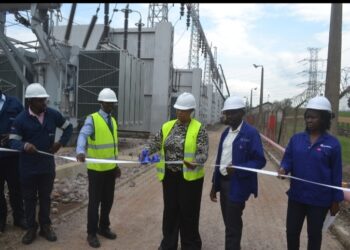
[292,48,325,108]
[147,4,168,28]
[306,48,322,98]
[187,3,200,69]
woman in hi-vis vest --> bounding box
[140,92,209,250]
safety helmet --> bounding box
[25,83,50,98]
[173,92,196,110]
[306,96,332,112]
[222,96,245,111]
[97,88,118,102]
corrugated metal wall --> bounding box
[77,50,145,132]
[0,54,30,100]
[77,50,120,121]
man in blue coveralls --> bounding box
[9,83,72,245]
[210,96,266,250]
[0,89,27,233]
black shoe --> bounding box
[97,228,117,239]
[22,228,37,245]
[39,224,57,242]
[87,234,101,248]
[0,221,5,233]
[14,218,28,230]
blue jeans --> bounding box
[286,199,328,250]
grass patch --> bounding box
[339,111,350,117]
[339,136,350,166]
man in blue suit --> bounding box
[210,96,266,250]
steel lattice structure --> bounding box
[147,3,168,28]
[187,3,200,69]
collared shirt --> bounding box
[219,121,243,176]
[28,106,45,125]
[76,109,113,155]
[0,93,5,112]
[147,119,209,172]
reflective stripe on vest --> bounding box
[87,112,118,171]
[156,118,204,181]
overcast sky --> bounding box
[4,3,350,110]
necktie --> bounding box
[107,114,113,133]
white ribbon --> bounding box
[1,147,349,192]
[0,147,182,165]
[224,165,350,192]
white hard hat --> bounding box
[173,92,196,110]
[25,83,50,98]
[222,96,245,111]
[98,88,118,102]
[306,96,332,112]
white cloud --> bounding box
[3,3,350,104]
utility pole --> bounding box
[325,3,342,135]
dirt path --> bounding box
[2,126,344,250]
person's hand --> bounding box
[226,165,235,176]
[184,160,197,170]
[150,154,160,163]
[0,134,9,147]
[49,142,62,154]
[277,167,286,179]
[76,153,86,162]
[330,202,340,216]
[139,149,151,164]
[210,185,217,202]
[24,143,37,154]
[115,167,121,179]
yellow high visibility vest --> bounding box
[87,112,118,171]
[156,118,204,181]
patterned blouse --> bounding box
[146,119,209,172]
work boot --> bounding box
[22,228,37,244]
[39,224,57,242]
[97,228,117,239]
[87,234,101,248]
[14,217,28,230]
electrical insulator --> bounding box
[186,5,191,29]
[180,4,185,17]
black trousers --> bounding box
[0,156,25,224]
[286,199,328,250]
[219,177,246,250]
[160,169,204,250]
[87,169,115,235]
[21,172,55,229]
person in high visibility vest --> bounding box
[76,88,120,248]
[140,92,209,250]
[278,96,343,250]
[210,96,266,250]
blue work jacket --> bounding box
[0,94,23,158]
[9,107,72,178]
[281,131,344,207]
[212,121,266,202]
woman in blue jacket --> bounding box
[278,96,344,250]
